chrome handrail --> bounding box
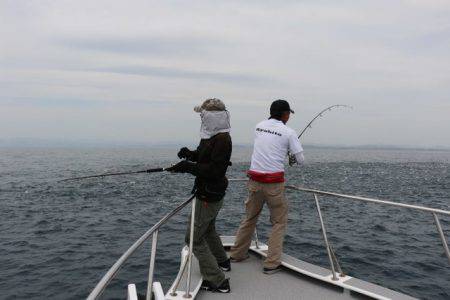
[231,179,450,265]
[87,194,196,300]
[231,179,450,216]
[314,193,338,280]
[285,185,450,216]
[282,184,450,270]
[185,198,197,298]
[88,179,450,299]
[286,184,450,266]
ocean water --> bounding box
[1,147,449,300]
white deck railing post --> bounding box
[184,197,197,298]
[314,193,338,281]
[432,213,450,264]
[146,230,159,300]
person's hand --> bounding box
[177,147,191,159]
[166,160,195,173]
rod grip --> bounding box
[146,168,165,173]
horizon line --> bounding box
[1,138,449,151]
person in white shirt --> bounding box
[230,99,304,274]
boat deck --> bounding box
[166,236,416,300]
[197,251,358,300]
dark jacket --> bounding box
[188,132,232,202]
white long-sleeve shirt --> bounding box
[249,119,304,173]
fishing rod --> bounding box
[59,167,167,182]
[62,105,351,179]
[297,104,352,139]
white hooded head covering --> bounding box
[194,98,231,139]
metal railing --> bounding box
[87,194,196,300]
[87,179,450,299]
[284,184,450,279]
[230,178,450,280]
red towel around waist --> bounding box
[247,170,285,183]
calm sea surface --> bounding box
[1,147,449,299]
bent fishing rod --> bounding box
[297,104,352,139]
[288,104,352,165]
[59,167,167,182]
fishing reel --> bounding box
[288,152,297,166]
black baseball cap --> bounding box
[270,99,295,115]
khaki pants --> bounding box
[185,198,228,286]
[230,179,288,269]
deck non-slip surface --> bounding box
[168,237,416,300]
[196,252,357,300]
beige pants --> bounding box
[230,179,288,268]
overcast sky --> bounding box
[1,0,449,147]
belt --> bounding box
[247,170,285,183]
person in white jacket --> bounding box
[230,99,304,274]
